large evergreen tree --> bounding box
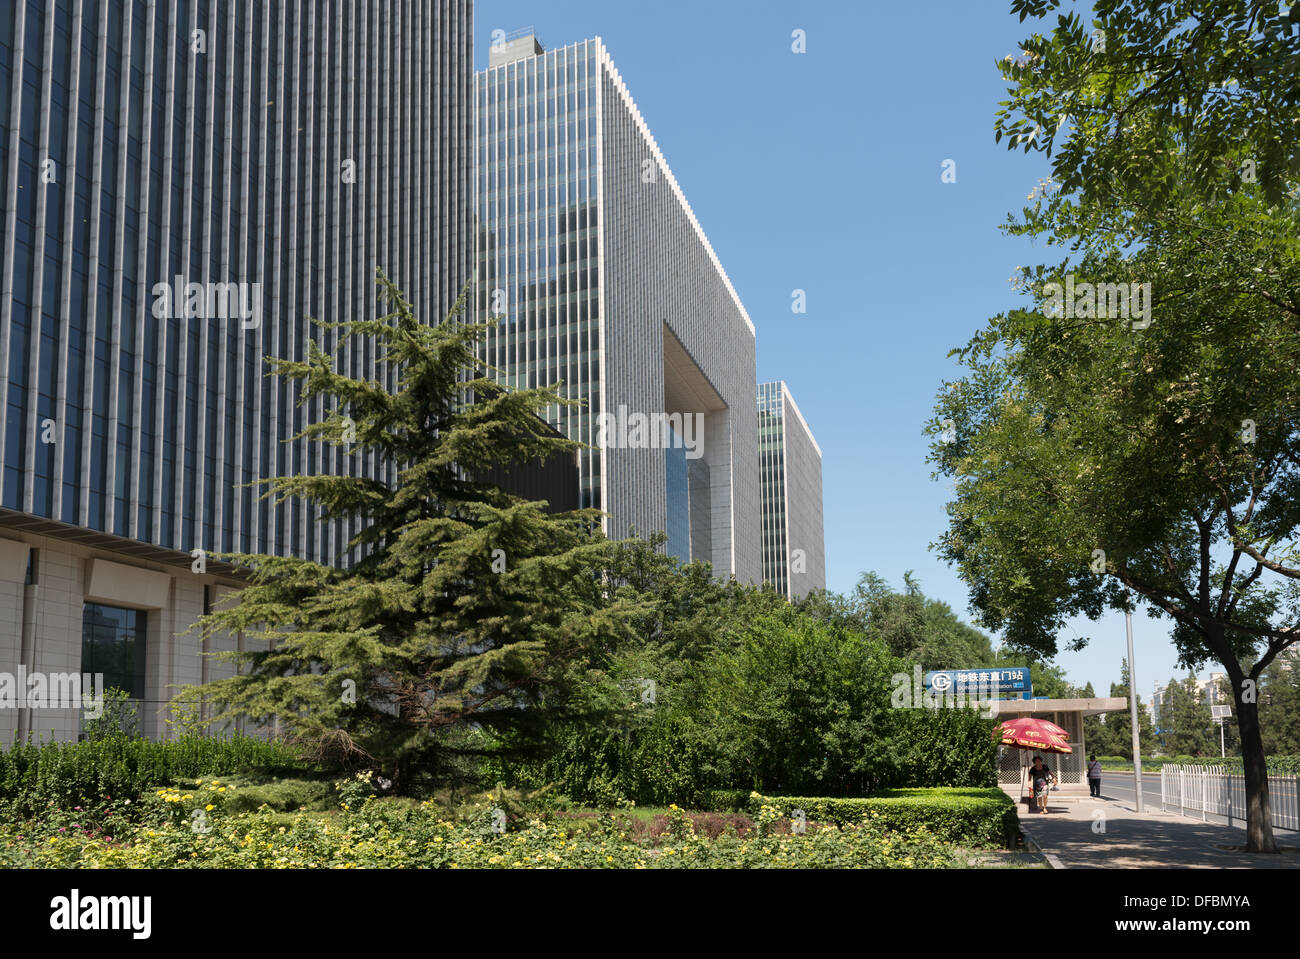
[1159,676,1217,756]
[1259,656,1300,755]
[186,274,644,789]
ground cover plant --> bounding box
[0,775,975,869]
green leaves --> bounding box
[184,271,637,787]
[1001,0,1300,207]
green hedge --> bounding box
[0,734,311,817]
[749,787,1019,849]
[695,789,752,812]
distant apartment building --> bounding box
[1,0,474,744]
[1148,672,1226,729]
[757,381,824,600]
[474,32,761,581]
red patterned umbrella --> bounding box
[997,717,1072,754]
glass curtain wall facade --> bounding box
[475,35,760,582]
[475,39,601,508]
[0,0,473,566]
[758,381,825,600]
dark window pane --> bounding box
[81,602,147,700]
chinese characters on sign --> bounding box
[924,668,1033,697]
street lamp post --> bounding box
[1126,607,1145,813]
[1211,704,1232,759]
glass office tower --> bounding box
[0,0,472,562]
[758,381,825,600]
[0,0,473,744]
[475,33,760,581]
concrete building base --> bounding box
[1,510,247,745]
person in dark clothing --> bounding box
[1027,755,1055,813]
[1087,754,1103,797]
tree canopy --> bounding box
[927,0,1300,852]
[187,273,646,789]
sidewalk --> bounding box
[1017,796,1300,868]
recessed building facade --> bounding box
[475,33,761,581]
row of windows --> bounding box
[0,2,472,563]
[475,48,604,509]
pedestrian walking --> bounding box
[1087,754,1103,798]
[1028,755,1055,813]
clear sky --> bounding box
[474,0,1208,700]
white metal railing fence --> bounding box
[1160,764,1299,831]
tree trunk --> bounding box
[1236,694,1277,854]
[391,753,411,795]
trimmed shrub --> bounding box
[695,789,752,813]
[210,777,335,813]
[749,787,1019,849]
[3,797,962,869]
[1181,756,1300,775]
[0,734,312,817]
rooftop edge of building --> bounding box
[478,34,757,339]
[488,28,544,67]
[761,381,823,459]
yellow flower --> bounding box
[205,804,215,812]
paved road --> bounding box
[1100,771,1297,837]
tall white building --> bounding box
[758,382,825,599]
[475,33,761,580]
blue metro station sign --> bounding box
[924,668,1033,698]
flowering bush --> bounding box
[150,779,237,833]
[0,793,958,869]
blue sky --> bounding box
[474,0,1203,700]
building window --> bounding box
[81,603,147,699]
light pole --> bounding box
[1126,606,1145,813]
[1212,704,1232,758]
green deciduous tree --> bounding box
[493,597,1000,804]
[929,1,1300,852]
[799,571,998,672]
[999,0,1300,207]
[931,238,1300,849]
